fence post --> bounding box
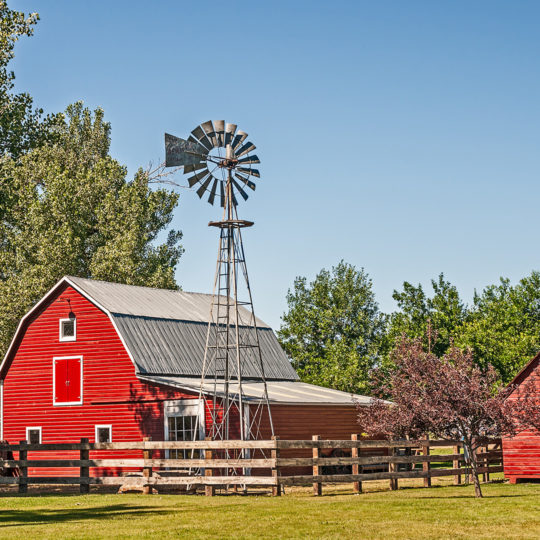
[312,435,322,496]
[482,444,489,482]
[389,444,398,491]
[18,440,28,494]
[80,437,89,494]
[271,435,280,496]
[351,434,362,494]
[205,436,215,497]
[423,438,431,488]
[142,436,153,495]
[453,443,461,485]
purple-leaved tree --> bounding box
[357,337,538,497]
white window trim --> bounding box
[59,318,77,342]
[163,399,205,459]
[53,355,83,406]
[26,426,42,444]
[95,424,112,443]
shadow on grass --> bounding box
[0,504,169,528]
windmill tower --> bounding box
[164,121,274,441]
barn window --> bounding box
[59,317,76,342]
[95,425,112,443]
[26,427,42,444]
[53,356,83,405]
[167,415,201,458]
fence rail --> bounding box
[0,436,502,496]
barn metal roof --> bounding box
[139,375,372,405]
[63,276,298,381]
[112,314,299,380]
[66,276,269,327]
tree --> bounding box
[0,2,61,158]
[0,102,183,357]
[357,337,538,497]
[386,272,540,383]
[278,261,386,394]
[456,273,540,383]
[386,273,467,358]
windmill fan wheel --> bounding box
[164,120,260,207]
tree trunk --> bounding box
[464,441,483,498]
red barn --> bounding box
[0,276,367,476]
[503,351,540,483]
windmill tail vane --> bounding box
[164,120,273,444]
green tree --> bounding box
[0,2,60,158]
[0,102,183,357]
[277,261,385,394]
[456,272,540,383]
[386,273,468,358]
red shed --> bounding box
[0,276,367,476]
[503,351,540,483]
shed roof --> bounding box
[139,375,372,405]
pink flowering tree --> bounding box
[357,337,528,498]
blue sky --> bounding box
[10,1,540,328]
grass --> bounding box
[0,480,539,539]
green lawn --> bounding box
[0,481,539,539]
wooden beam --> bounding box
[312,435,322,496]
[271,436,280,497]
[80,438,89,494]
[351,434,361,494]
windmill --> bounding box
[164,120,274,442]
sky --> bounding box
[9,1,540,329]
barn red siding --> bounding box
[503,357,540,483]
[2,284,194,476]
[254,403,361,475]
[256,404,360,441]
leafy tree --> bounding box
[0,102,183,357]
[278,261,385,394]
[357,337,536,498]
[386,273,467,358]
[0,1,61,158]
[456,273,540,383]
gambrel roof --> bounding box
[1,276,299,382]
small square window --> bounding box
[59,318,76,342]
[26,427,42,444]
[95,425,112,443]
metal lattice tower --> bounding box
[164,121,274,442]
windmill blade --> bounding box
[225,123,237,146]
[164,133,208,167]
[237,166,260,178]
[196,175,213,198]
[231,130,248,150]
[190,127,212,151]
[183,162,207,174]
[235,141,256,158]
[214,120,225,147]
[208,178,218,205]
[235,173,256,191]
[189,133,212,152]
[231,178,249,201]
[237,154,260,165]
[187,169,209,188]
[201,120,217,147]
[219,179,225,208]
[231,188,238,207]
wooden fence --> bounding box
[0,436,503,496]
